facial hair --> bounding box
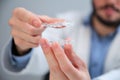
[92,1,120,28]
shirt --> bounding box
[83,15,120,79]
[89,28,116,78]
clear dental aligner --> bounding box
[42,21,73,28]
[42,21,74,45]
[49,39,73,46]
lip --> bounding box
[104,8,116,15]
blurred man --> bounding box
[0,0,120,80]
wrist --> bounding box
[12,39,32,56]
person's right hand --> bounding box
[40,38,91,80]
[9,7,63,55]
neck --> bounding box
[92,16,116,37]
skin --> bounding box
[9,8,63,55]
[40,38,90,80]
[93,0,120,36]
[8,0,120,79]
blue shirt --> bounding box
[83,16,120,79]
[10,15,120,79]
[10,49,32,69]
[89,28,116,78]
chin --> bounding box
[95,13,120,27]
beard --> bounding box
[92,1,120,28]
[94,13,120,27]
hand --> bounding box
[9,7,63,55]
[40,38,91,80]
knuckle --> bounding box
[8,19,14,27]
[12,8,19,16]
[28,27,36,35]
[11,29,19,38]
[11,30,16,36]
[29,15,35,22]
[61,65,72,73]
[12,7,24,16]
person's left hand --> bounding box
[40,38,90,80]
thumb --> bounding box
[38,15,64,23]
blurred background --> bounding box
[0,0,91,51]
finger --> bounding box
[39,15,65,23]
[40,38,59,70]
[51,42,79,79]
[64,43,89,80]
[52,42,88,80]
[64,43,87,70]
[13,7,41,27]
[11,29,41,44]
[9,17,46,36]
[14,37,39,50]
[40,38,68,80]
